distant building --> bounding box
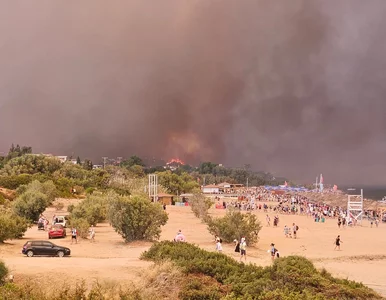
[156,193,174,205]
[202,184,220,194]
[69,159,77,165]
[56,156,68,163]
[93,165,103,169]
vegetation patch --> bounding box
[141,241,382,300]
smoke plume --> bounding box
[1,0,386,185]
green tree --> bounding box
[16,180,57,205]
[76,156,81,165]
[6,144,32,161]
[207,209,262,244]
[0,260,8,285]
[198,162,218,174]
[129,165,145,178]
[0,211,30,242]
[0,155,61,176]
[12,191,48,221]
[121,155,145,168]
[69,217,90,239]
[189,193,212,221]
[158,171,199,195]
[108,194,168,242]
[82,159,93,171]
[70,193,111,226]
[0,174,32,189]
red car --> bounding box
[48,224,67,239]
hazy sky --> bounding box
[1,0,386,185]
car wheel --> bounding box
[57,251,65,257]
[26,250,34,257]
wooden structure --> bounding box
[157,193,174,205]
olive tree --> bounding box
[207,209,262,245]
[108,194,168,242]
[0,211,30,242]
[12,191,48,222]
[189,193,212,222]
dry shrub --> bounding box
[138,262,183,299]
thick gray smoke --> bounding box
[1,0,386,185]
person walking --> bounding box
[240,237,247,262]
[266,215,271,227]
[270,243,279,261]
[334,235,342,250]
[292,223,298,239]
[71,227,78,244]
[89,225,95,242]
[215,238,223,253]
[234,239,240,254]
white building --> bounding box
[202,184,220,194]
[56,156,68,163]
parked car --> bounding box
[53,216,68,228]
[22,241,71,257]
[48,224,66,239]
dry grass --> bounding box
[5,262,183,300]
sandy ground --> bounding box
[1,200,386,296]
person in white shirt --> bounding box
[216,240,223,252]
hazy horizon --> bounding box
[1,0,386,185]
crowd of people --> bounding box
[215,187,382,227]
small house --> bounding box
[157,193,174,205]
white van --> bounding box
[53,216,68,228]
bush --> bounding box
[0,211,29,242]
[108,194,168,242]
[68,218,90,239]
[72,185,85,195]
[0,193,5,205]
[189,193,212,221]
[142,242,382,300]
[0,174,32,189]
[85,187,95,195]
[12,191,48,222]
[0,155,61,176]
[0,261,9,285]
[207,209,262,244]
[70,193,112,226]
[16,180,57,204]
[179,275,225,300]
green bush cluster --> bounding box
[13,180,57,222]
[108,194,168,242]
[142,241,382,300]
[70,193,109,226]
[0,210,30,242]
[0,261,9,285]
[207,209,262,245]
[68,218,90,239]
[0,174,32,190]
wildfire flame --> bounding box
[167,158,185,165]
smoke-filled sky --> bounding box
[1,0,386,185]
